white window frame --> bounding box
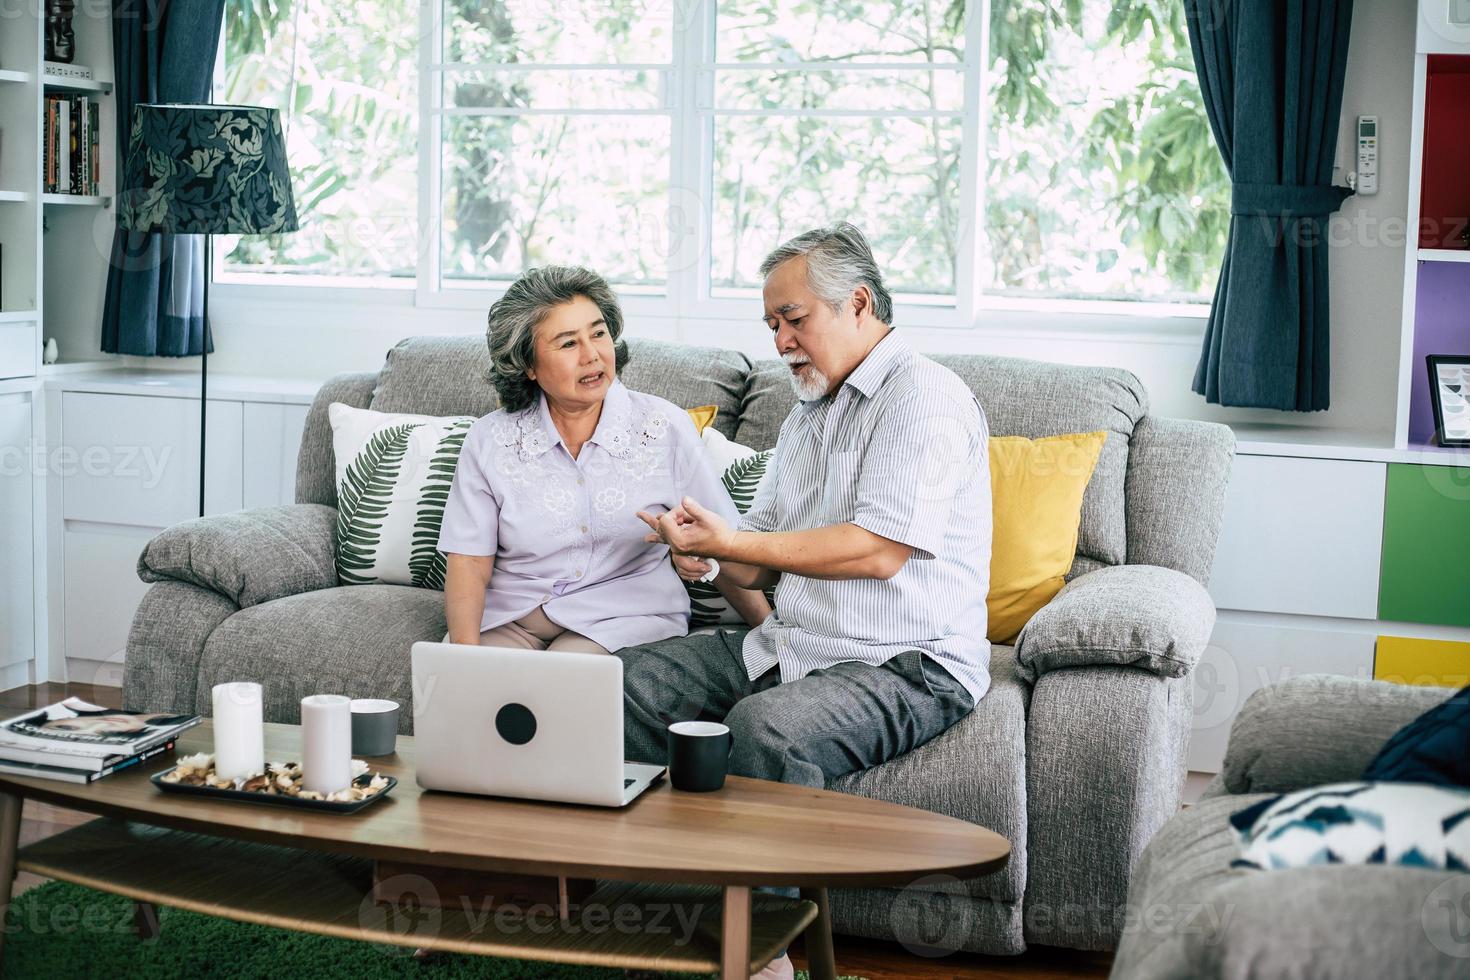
[212,0,1212,333]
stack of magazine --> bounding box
[0,698,200,783]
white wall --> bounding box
[186,0,1418,434]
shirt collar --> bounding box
[841,328,908,398]
[525,378,635,460]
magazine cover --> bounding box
[0,698,199,759]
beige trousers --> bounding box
[469,606,610,655]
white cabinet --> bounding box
[61,392,244,526]
[55,385,311,678]
[0,393,35,685]
[1208,455,1386,620]
[242,402,309,509]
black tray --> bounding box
[150,768,396,814]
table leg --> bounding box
[720,885,752,980]
[799,887,836,980]
[133,900,160,939]
[0,792,21,961]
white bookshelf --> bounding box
[0,5,116,380]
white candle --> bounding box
[212,681,264,782]
[301,694,352,794]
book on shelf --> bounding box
[42,62,93,82]
[43,94,100,196]
[0,739,177,784]
[0,697,199,761]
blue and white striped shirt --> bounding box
[739,330,992,702]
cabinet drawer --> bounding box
[1190,617,1376,774]
[1208,456,1385,619]
[1374,635,1470,688]
[61,392,243,526]
[63,525,158,669]
[242,402,309,509]
[1379,463,1470,628]
[0,322,37,380]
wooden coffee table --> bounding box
[0,721,1009,978]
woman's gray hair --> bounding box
[486,265,632,414]
[758,222,894,326]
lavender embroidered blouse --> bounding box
[437,379,739,651]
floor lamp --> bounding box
[117,104,298,516]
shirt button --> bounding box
[575,570,583,578]
[577,477,585,485]
[581,525,588,534]
[542,594,550,602]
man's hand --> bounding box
[637,496,736,559]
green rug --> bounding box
[1,881,860,979]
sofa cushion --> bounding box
[737,351,1148,567]
[369,335,750,441]
[830,644,1029,904]
[194,585,446,733]
[1363,684,1470,789]
[1112,794,1470,979]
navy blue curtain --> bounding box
[101,0,226,357]
[1186,0,1356,411]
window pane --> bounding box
[983,3,1228,303]
[221,0,417,279]
[711,115,961,296]
[443,0,672,65]
[440,116,670,287]
[716,0,964,64]
[444,68,665,111]
[715,67,963,113]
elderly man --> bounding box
[627,222,991,979]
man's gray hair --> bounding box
[486,265,631,414]
[758,222,894,326]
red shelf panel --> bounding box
[1420,55,1470,251]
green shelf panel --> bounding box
[1379,463,1470,628]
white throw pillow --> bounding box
[328,403,474,589]
[1232,780,1470,872]
[686,429,776,627]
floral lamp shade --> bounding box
[118,103,298,235]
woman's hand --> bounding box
[670,552,713,582]
[637,496,736,559]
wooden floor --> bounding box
[1,683,1112,980]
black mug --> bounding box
[667,721,734,792]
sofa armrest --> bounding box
[138,504,339,609]
[1014,564,1215,683]
[1219,674,1457,796]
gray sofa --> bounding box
[1112,675,1467,978]
[123,334,1234,955]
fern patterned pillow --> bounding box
[329,403,474,589]
[687,429,776,628]
[1230,781,1470,872]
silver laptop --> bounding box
[410,641,665,807]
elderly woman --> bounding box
[439,266,770,653]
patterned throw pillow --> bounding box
[331,402,733,592]
[329,404,475,589]
[686,430,776,628]
[1231,781,1470,872]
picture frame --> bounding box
[1425,355,1470,447]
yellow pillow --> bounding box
[686,404,719,433]
[987,431,1106,644]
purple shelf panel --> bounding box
[1410,261,1470,446]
